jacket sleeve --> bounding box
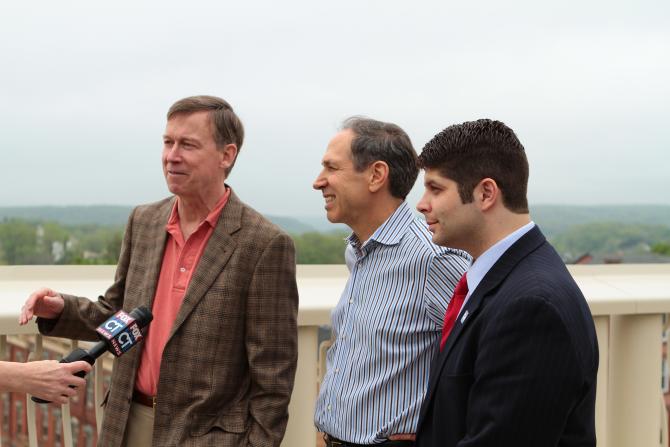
[37,208,135,341]
[245,232,299,447]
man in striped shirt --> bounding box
[313,117,470,446]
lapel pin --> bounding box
[460,310,469,324]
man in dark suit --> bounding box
[20,96,298,446]
[414,119,598,447]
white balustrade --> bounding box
[0,264,668,447]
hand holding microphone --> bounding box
[31,306,153,404]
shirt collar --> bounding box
[466,221,536,297]
[166,187,231,238]
[346,201,414,251]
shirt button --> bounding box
[327,405,331,411]
[349,299,353,304]
[335,368,340,373]
[179,267,186,272]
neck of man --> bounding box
[177,183,227,236]
[470,211,531,260]
[350,196,404,244]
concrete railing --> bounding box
[1,264,670,447]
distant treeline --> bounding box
[291,232,348,264]
[0,219,122,265]
[548,222,670,263]
[1,217,669,266]
[3,204,670,235]
[0,206,318,234]
[0,218,348,265]
[530,205,670,239]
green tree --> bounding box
[551,222,670,260]
[652,242,670,256]
[292,232,348,264]
[59,225,123,265]
[0,218,124,265]
[104,231,123,263]
[0,219,41,264]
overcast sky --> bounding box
[1,0,668,218]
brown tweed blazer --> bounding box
[38,190,299,447]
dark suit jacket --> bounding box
[39,191,299,447]
[416,226,598,447]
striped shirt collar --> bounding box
[346,201,414,253]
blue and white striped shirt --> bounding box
[314,201,470,444]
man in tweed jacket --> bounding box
[20,96,299,447]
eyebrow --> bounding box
[162,135,200,146]
[181,137,200,145]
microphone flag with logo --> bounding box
[32,306,153,404]
[96,308,148,356]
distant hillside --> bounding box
[292,215,349,233]
[2,205,668,237]
[531,205,670,238]
[0,206,316,234]
[0,206,133,226]
[2,205,669,264]
[549,222,670,263]
[266,216,315,234]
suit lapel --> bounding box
[420,285,487,423]
[116,198,173,392]
[167,190,243,340]
[137,198,173,310]
[418,226,547,429]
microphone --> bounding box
[32,306,153,404]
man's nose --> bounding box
[165,144,181,162]
[416,194,430,213]
[313,172,326,190]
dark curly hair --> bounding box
[418,119,529,213]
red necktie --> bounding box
[440,273,468,350]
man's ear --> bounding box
[474,178,499,211]
[368,161,390,193]
[220,144,238,170]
